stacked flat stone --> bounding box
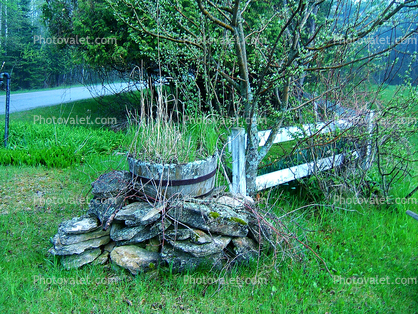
[48,216,111,270]
[48,171,274,275]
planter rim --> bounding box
[128,151,218,167]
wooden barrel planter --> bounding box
[128,154,218,199]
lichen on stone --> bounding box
[229,217,248,225]
[209,211,220,219]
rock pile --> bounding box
[48,171,275,274]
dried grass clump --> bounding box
[127,95,218,164]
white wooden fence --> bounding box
[228,112,374,195]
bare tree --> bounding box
[107,0,418,195]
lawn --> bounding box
[0,93,418,313]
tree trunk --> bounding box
[232,12,259,196]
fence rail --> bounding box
[228,112,373,195]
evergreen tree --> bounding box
[1,0,75,89]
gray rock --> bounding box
[110,245,161,275]
[58,216,100,235]
[61,248,102,270]
[124,219,140,227]
[92,251,110,265]
[52,227,110,246]
[117,219,172,246]
[140,205,164,225]
[88,196,125,224]
[146,237,160,253]
[92,171,132,198]
[115,202,162,226]
[216,196,244,208]
[168,202,248,237]
[189,229,213,244]
[167,236,231,257]
[110,223,146,242]
[232,237,259,262]
[49,236,110,255]
[161,244,223,273]
[164,227,212,244]
[104,241,116,252]
[164,228,192,241]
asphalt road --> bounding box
[0,82,138,115]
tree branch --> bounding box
[196,0,234,32]
[207,0,232,23]
[256,0,304,96]
[306,28,418,72]
[231,0,241,26]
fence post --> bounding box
[364,110,374,170]
[231,127,246,195]
[2,73,10,148]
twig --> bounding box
[278,203,361,220]
[405,185,418,199]
[248,205,332,275]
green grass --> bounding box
[258,140,296,171]
[0,120,127,167]
[372,84,416,106]
[1,90,418,313]
[0,95,143,167]
[1,163,418,313]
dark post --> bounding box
[1,73,10,147]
